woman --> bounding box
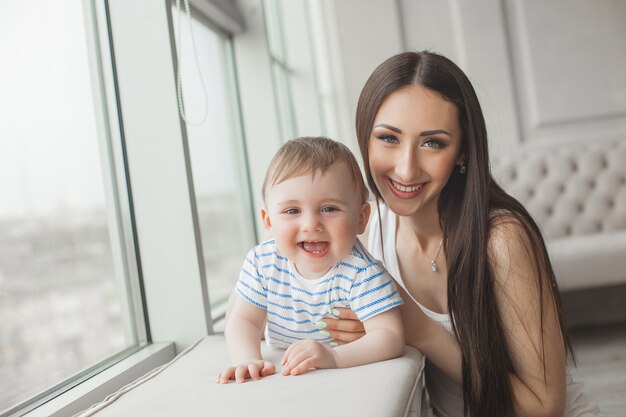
[321,51,601,417]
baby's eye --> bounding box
[284,208,300,215]
[321,206,339,213]
[376,134,399,144]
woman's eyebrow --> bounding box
[420,129,451,137]
[374,123,402,133]
[375,124,451,137]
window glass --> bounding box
[0,1,142,413]
[171,7,256,317]
[263,0,325,138]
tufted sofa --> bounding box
[493,139,626,291]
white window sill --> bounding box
[23,342,176,417]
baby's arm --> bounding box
[333,307,404,367]
[281,307,404,375]
[217,295,275,383]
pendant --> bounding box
[431,260,438,273]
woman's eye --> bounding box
[284,208,300,215]
[321,206,338,213]
[376,134,399,144]
[422,138,445,149]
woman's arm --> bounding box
[488,219,567,417]
[324,218,567,416]
[405,219,567,416]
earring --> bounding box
[459,164,466,174]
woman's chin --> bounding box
[382,195,423,216]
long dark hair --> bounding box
[356,51,572,417]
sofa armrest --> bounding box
[548,231,626,290]
[76,335,425,417]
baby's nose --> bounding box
[302,212,323,231]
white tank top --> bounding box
[367,203,603,417]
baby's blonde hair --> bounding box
[262,137,369,204]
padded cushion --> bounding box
[493,139,626,289]
[76,335,425,417]
[494,139,626,239]
[549,231,626,290]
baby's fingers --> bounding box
[290,357,316,376]
[248,363,261,380]
[217,367,236,384]
[261,361,276,377]
[282,341,305,365]
[282,344,295,365]
[282,350,310,375]
[235,365,249,383]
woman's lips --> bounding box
[386,177,427,199]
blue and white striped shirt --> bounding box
[235,238,403,348]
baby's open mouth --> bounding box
[298,241,329,255]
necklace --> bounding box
[427,238,444,273]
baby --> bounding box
[217,137,404,383]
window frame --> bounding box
[263,0,329,139]
[15,0,280,414]
[169,0,259,319]
[100,0,214,350]
[14,0,243,414]
[2,0,152,414]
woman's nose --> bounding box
[396,146,420,181]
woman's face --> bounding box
[368,84,463,218]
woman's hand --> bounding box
[317,308,365,345]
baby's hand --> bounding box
[216,360,276,384]
[281,340,338,376]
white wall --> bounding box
[504,0,626,148]
[319,0,626,160]
[316,0,404,150]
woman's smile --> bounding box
[368,84,463,217]
[386,177,429,199]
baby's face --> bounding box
[262,162,369,279]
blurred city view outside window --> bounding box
[0,1,143,413]
[172,6,256,318]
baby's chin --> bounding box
[293,262,334,280]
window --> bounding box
[0,1,144,414]
[263,0,326,139]
[171,5,256,318]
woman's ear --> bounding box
[261,208,272,231]
[456,153,466,167]
[357,202,371,235]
